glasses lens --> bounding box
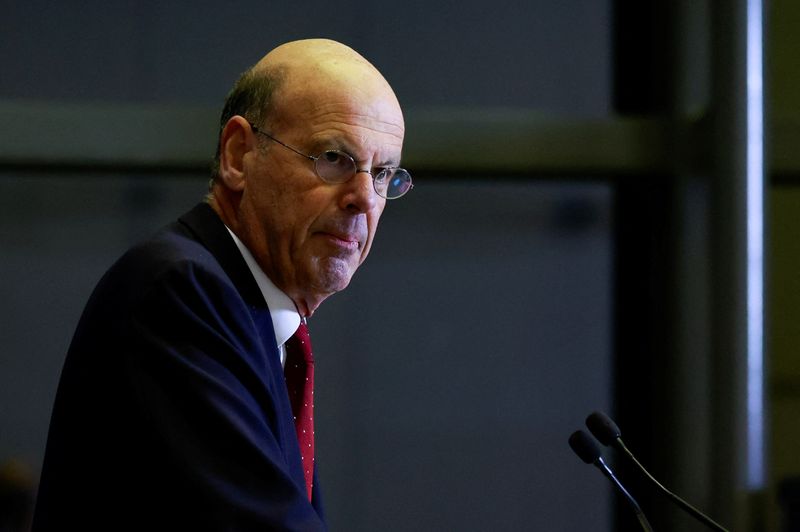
[375,168,413,199]
[315,151,356,183]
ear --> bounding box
[218,115,256,192]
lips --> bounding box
[316,228,364,252]
[325,232,359,247]
[313,217,367,252]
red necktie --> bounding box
[284,321,315,500]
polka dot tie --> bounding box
[284,322,315,500]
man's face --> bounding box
[236,77,405,316]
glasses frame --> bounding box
[248,122,412,200]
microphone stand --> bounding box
[594,456,655,532]
[613,438,729,532]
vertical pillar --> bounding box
[710,0,766,528]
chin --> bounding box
[310,259,356,294]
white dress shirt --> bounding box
[225,227,300,367]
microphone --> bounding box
[568,430,654,532]
[585,411,729,532]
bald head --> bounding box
[253,39,403,135]
[256,38,377,76]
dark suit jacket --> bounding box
[32,202,326,531]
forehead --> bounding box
[276,75,405,162]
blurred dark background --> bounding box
[0,1,798,531]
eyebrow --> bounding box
[373,157,402,169]
[311,138,401,168]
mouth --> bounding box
[319,232,361,252]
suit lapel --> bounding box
[175,202,308,489]
[176,204,293,387]
[175,202,281,371]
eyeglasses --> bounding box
[249,123,413,200]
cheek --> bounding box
[286,196,335,257]
[238,185,300,263]
[253,177,318,239]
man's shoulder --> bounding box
[91,203,230,302]
[129,219,217,275]
[99,202,266,310]
[121,209,218,275]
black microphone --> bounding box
[568,430,654,532]
[585,411,729,532]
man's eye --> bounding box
[322,151,343,163]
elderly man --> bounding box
[32,39,411,531]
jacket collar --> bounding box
[177,202,268,309]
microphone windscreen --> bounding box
[568,430,601,464]
[586,411,621,446]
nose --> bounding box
[339,169,379,213]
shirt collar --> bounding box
[225,227,301,348]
